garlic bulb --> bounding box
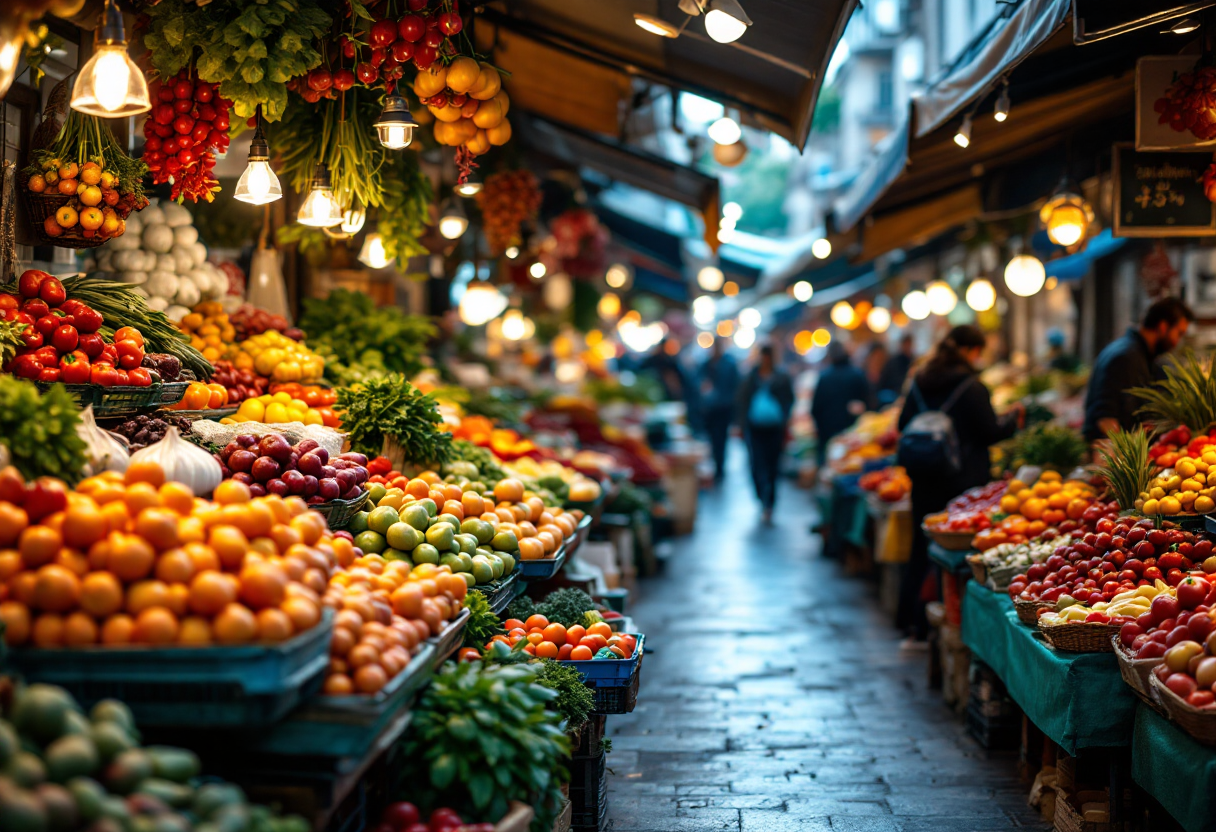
[129,427,223,496]
[77,406,129,476]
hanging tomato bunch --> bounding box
[1154,64,1216,142]
[476,170,541,255]
[143,69,232,203]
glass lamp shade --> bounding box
[341,207,366,235]
[374,93,419,150]
[708,117,742,145]
[71,45,151,117]
[438,200,468,239]
[925,280,957,315]
[901,290,930,320]
[234,160,282,204]
[1004,255,1046,297]
[965,278,996,312]
[358,233,390,269]
[704,0,751,42]
[377,123,415,150]
[298,186,342,227]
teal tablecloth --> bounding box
[928,542,972,574]
[961,582,1135,754]
[1133,706,1216,832]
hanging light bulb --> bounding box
[297,163,343,227]
[505,246,521,260]
[358,233,390,269]
[830,301,854,328]
[374,87,419,150]
[438,199,468,240]
[811,238,832,259]
[1040,185,1095,248]
[739,307,761,329]
[692,295,716,325]
[926,280,957,315]
[708,117,742,145]
[722,201,744,221]
[792,280,813,302]
[994,81,1011,123]
[234,107,282,205]
[598,292,622,319]
[459,282,507,326]
[70,0,152,117]
[866,306,892,333]
[634,13,681,37]
[501,309,528,341]
[454,179,483,197]
[606,264,631,289]
[703,0,752,43]
[697,266,725,292]
[965,278,996,312]
[341,207,367,235]
[1004,254,1046,297]
[902,290,930,320]
[529,262,547,280]
[733,326,756,349]
[954,114,972,148]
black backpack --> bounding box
[897,378,974,477]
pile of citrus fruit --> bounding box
[1138,448,1216,516]
[219,390,341,428]
[226,330,325,384]
[176,301,237,363]
[473,615,636,660]
[0,461,331,648]
[971,471,1098,551]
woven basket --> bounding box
[1037,619,1121,652]
[1053,787,1133,832]
[1014,597,1051,625]
[18,173,104,250]
[37,382,167,418]
[967,555,987,585]
[1150,673,1216,745]
[986,563,1021,592]
[924,526,977,551]
[1112,636,1166,714]
[311,490,371,531]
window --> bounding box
[878,71,893,112]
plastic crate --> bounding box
[7,611,333,726]
[562,635,643,683]
[592,672,640,715]
[428,608,470,666]
[964,701,1020,750]
[37,382,169,418]
[517,544,567,581]
[250,643,435,759]
[474,572,520,616]
[569,752,607,830]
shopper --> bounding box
[1083,297,1193,441]
[699,337,740,483]
[738,343,795,523]
[1045,328,1081,373]
[861,342,889,410]
[878,333,915,406]
[897,325,1023,648]
[810,342,871,467]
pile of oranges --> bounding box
[995,471,1096,526]
[27,159,132,243]
[0,462,334,648]
[177,303,237,364]
[469,615,636,661]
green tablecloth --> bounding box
[1133,706,1216,832]
[961,582,1135,754]
[928,542,972,574]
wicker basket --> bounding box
[1014,597,1051,625]
[924,525,977,551]
[311,490,371,531]
[967,554,987,585]
[1112,636,1166,714]
[38,382,168,418]
[17,172,119,250]
[1037,619,1121,652]
[986,563,1021,592]
[1150,673,1216,745]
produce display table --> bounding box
[928,542,973,575]
[961,582,1135,754]
[1132,706,1216,832]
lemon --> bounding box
[237,399,265,421]
[1143,498,1160,514]
[1184,478,1203,493]
[264,402,289,423]
[1178,459,1198,478]
[1150,486,1166,500]
[272,391,292,404]
[303,410,323,426]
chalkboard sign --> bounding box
[1113,144,1216,237]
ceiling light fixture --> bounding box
[297,163,343,227]
[438,199,469,240]
[71,0,152,117]
[1040,182,1095,248]
[811,238,832,259]
[965,278,996,312]
[1005,254,1046,297]
[233,106,282,205]
[792,280,813,302]
[358,232,390,269]
[708,116,742,145]
[954,113,972,148]
[697,265,725,292]
[634,13,681,37]
[373,85,419,149]
[994,79,1010,123]
[703,0,752,43]
[454,179,483,197]
[1165,16,1200,34]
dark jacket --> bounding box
[699,353,740,413]
[1082,328,1157,441]
[898,365,1017,494]
[737,367,795,432]
[811,364,871,444]
[878,352,913,401]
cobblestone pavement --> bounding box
[603,454,1048,831]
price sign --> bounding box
[1113,143,1216,237]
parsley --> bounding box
[334,375,453,465]
[535,659,595,732]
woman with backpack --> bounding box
[738,343,795,524]
[895,325,1023,649]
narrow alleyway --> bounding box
[604,448,1048,831]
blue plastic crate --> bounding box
[473,572,520,616]
[517,544,567,581]
[7,610,333,727]
[427,607,470,667]
[561,634,644,683]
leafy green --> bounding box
[536,588,595,629]
[141,0,330,122]
[463,591,505,649]
[0,379,87,482]
[449,440,507,485]
[505,595,537,623]
[399,662,569,830]
[298,289,435,383]
[1004,424,1088,472]
[378,151,433,267]
[607,481,654,515]
[535,659,595,732]
[335,375,453,464]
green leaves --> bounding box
[0,379,87,483]
[1133,350,1216,433]
[534,659,596,732]
[1096,426,1151,512]
[298,289,436,383]
[334,375,453,464]
[463,591,505,648]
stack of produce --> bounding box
[225,331,324,384]
[214,435,368,504]
[1147,425,1216,471]
[825,408,900,474]
[1138,445,1216,515]
[205,360,270,405]
[0,461,333,648]
[1037,582,1173,626]
[175,303,236,364]
[476,170,542,255]
[169,381,230,412]
[219,391,340,428]
[501,457,602,504]
[413,58,511,153]
[482,614,635,662]
[452,416,537,460]
[859,466,910,503]
[1117,576,1213,660]
[0,683,308,832]
[110,414,196,452]
[923,480,1006,537]
[972,533,1075,579]
[94,201,229,320]
[142,68,231,203]
[229,305,302,343]
[971,471,1098,551]
[297,289,433,385]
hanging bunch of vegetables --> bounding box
[477,170,541,255]
[22,110,148,246]
[142,68,232,203]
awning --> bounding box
[475,0,858,149]
[1045,229,1129,282]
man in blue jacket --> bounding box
[698,337,740,483]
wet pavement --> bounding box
[604,447,1048,831]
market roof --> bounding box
[474,0,858,149]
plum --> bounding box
[298,451,324,477]
[281,469,306,494]
[258,433,293,463]
[352,467,368,485]
[266,478,290,496]
[312,447,329,464]
[318,477,341,500]
[248,483,266,497]
[321,465,336,479]
[220,441,241,462]
[335,469,357,492]
[296,439,319,454]
[251,456,281,483]
[301,474,319,497]
[332,458,350,471]
[340,452,368,466]
[236,434,259,448]
[229,449,257,473]
[341,486,362,501]
[231,472,254,485]
[306,495,325,505]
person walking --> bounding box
[810,342,871,467]
[897,325,1023,648]
[699,337,740,483]
[1083,297,1193,441]
[878,334,916,406]
[737,344,795,524]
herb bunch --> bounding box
[533,588,596,629]
[335,375,453,464]
[462,591,505,649]
[535,659,595,732]
[0,379,87,482]
[298,289,435,382]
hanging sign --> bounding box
[1113,144,1216,237]
[1136,56,1216,151]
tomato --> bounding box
[127,367,153,387]
[90,363,117,387]
[113,326,144,347]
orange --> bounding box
[526,632,545,646]
[0,550,20,582]
[55,547,90,577]
[101,613,136,644]
[354,663,388,693]
[536,531,557,554]
[461,492,484,517]
[238,561,288,609]
[535,640,559,659]
[126,580,170,614]
[281,596,321,631]
[184,542,220,572]
[134,606,179,645]
[32,614,65,646]
[0,504,28,548]
[566,624,586,645]
[63,611,99,646]
[155,548,196,584]
[80,571,123,617]
[290,512,325,546]
[570,645,593,661]
[63,502,106,549]
[178,616,213,645]
[213,603,257,644]
[587,622,613,639]
[543,623,567,645]
[517,538,545,561]
[524,614,549,631]
[256,608,294,642]
[165,583,189,617]
[188,570,238,616]
[123,482,162,517]
[32,565,81,613]
[0,601,31,644]
[494,478,525,503]
[580,634,608,651]
[125,460,166,488]
[557,644,573,660]
[159,482,196,515]
[134,508,181,551]
[1019,498,1046,521]
[19,526,62,569]
[1067,498,1090,520]
[517,521,537,539]
[391,583,424,618]
[323,674,354,695]
[107,533,156,582]
[208,525,249,570]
